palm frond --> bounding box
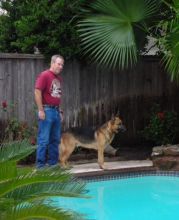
[0,139,36,163]
[4,181,88,204]
[0,198,14,215]
[112,0,160,21]
[161,18,179,81]
[78,16,137,69]
[78,0,161,70]
[163,53,179,81]
[0,161,17,181]
[0,166,72,197]
[4,203,85,220]
[172,0,179,14]
[0,141,88,219]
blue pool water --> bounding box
[53,175,179,220]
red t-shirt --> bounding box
[35,70,62,106]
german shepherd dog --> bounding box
[59,116,125,169]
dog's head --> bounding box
[109,116,126,133]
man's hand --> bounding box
[60,111,63,122]
[38,110,45,120]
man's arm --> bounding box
[34,89,45,120]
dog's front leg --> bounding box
[98,144,105,169]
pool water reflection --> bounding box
[52,176,179,220]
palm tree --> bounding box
[0,140,87,220]
[156,0,179,81]
[78,0,179,81]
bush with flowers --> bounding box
[141,105,179,145]
[1,100,37,145]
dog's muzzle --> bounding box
[119,124,126,132]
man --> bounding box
[34,54,64,168]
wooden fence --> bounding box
[0,53,179,144]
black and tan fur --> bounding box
[59,116,125,169]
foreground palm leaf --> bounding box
[78,0,160,69]
[4,204,83,220]
[0,139,36,163]
[0,140,87,220]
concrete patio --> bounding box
[70,159,153,174]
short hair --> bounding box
[51,54,64,64]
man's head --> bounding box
[50,55,64,75]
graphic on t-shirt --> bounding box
[50,79,61,98]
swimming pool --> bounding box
[53,172,179,220]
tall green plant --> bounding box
[78,0,160,69]
[156,1,179,81]
[0,140,87,219]
[78,0,179,81]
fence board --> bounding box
[0,53,179,144]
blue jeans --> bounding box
[36,107,61,168]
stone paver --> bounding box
[70,160,153,174]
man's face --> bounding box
[51,57,64,75]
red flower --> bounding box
[157,112,165,120]
[30,137,36,145]
[2,101,7,109]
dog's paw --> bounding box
[99,164,105,170]
[66,164,73,169]
[60,163,67,169]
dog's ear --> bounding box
[111,113,115,121]
[115,109,120,117]
[111,114,116,125]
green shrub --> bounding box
[141,105,179,145]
